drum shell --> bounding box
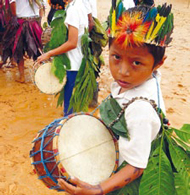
[30,121,61,188]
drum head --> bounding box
[34,62,66,94]
[57,115,117,185]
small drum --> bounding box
[34,62,66,95]
[30,113,119,191]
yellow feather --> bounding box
[111,9,116,37]
[150,15,166,41]
[146,21,154,42]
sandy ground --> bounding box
[0,0,190,194]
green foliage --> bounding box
[173,124,190,144]
[42,10,70,105]
[100,98,129,139]
[174,172,189,195]
[43,10,70,82]
[56,86,65,107]
[166,134,190,194]
[139,147,176,195]
[52,55,69,83]
[69,29,98,112]
[99,98,190,195]
[90,17,108,48]
[108,177,141,195]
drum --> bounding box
[30,113,119,191]
[34,62,66,95]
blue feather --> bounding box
[143,7,157,23]
[117,1,123,20]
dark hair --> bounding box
[145,44,165,68]
[109,37,165,68]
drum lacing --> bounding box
[30,117,68,190]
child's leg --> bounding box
[64,71,78,116]
[16,58,25,83]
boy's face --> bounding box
[109,40,161,93]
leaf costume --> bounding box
[45,1,108,114]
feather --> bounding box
[110,0,117,37]
[111,9,116,37]
[143,7,157,23]
[149,4,172,42]
[116,0,124,20]
[145,20,154,41]
[149,14,167,42]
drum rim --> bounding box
[53,112,119,183]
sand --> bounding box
[0,0,189,194]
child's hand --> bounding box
[58,177,103,195]
[37,52,51,63]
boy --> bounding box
[57,2,174,195]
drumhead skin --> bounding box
[54,114,118,185]
[34,62,66,94]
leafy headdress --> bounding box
[109,0,174,48]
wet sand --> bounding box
[0,0,190,194]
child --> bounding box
[47,0,66,25]
[57,2,174,194]
[2,0,44,82]
[37,0,89,116]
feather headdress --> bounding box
[109,1,174,48]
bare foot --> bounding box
[15,77,25,83]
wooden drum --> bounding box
[30,113,119,191]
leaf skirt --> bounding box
[2,18,43,63]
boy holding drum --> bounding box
[58,2,174,194]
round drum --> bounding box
[34,62,66,94]
[30,113,119,191]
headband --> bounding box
[109,0,174,48]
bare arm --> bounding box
[37,24,78,63]
[58,164,144,195]
[10,2,16,16]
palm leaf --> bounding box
[139,146,176,195]
[166,134,190,193]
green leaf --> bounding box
[107,177,141,195]
[166,135,190,193]
[173,124,190,144]
[139,147,176,195]
[174,172,190,195]
[52,56,66,83]
[100,98,129,138]
[53,10,66,19]
[56,87,65,107]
